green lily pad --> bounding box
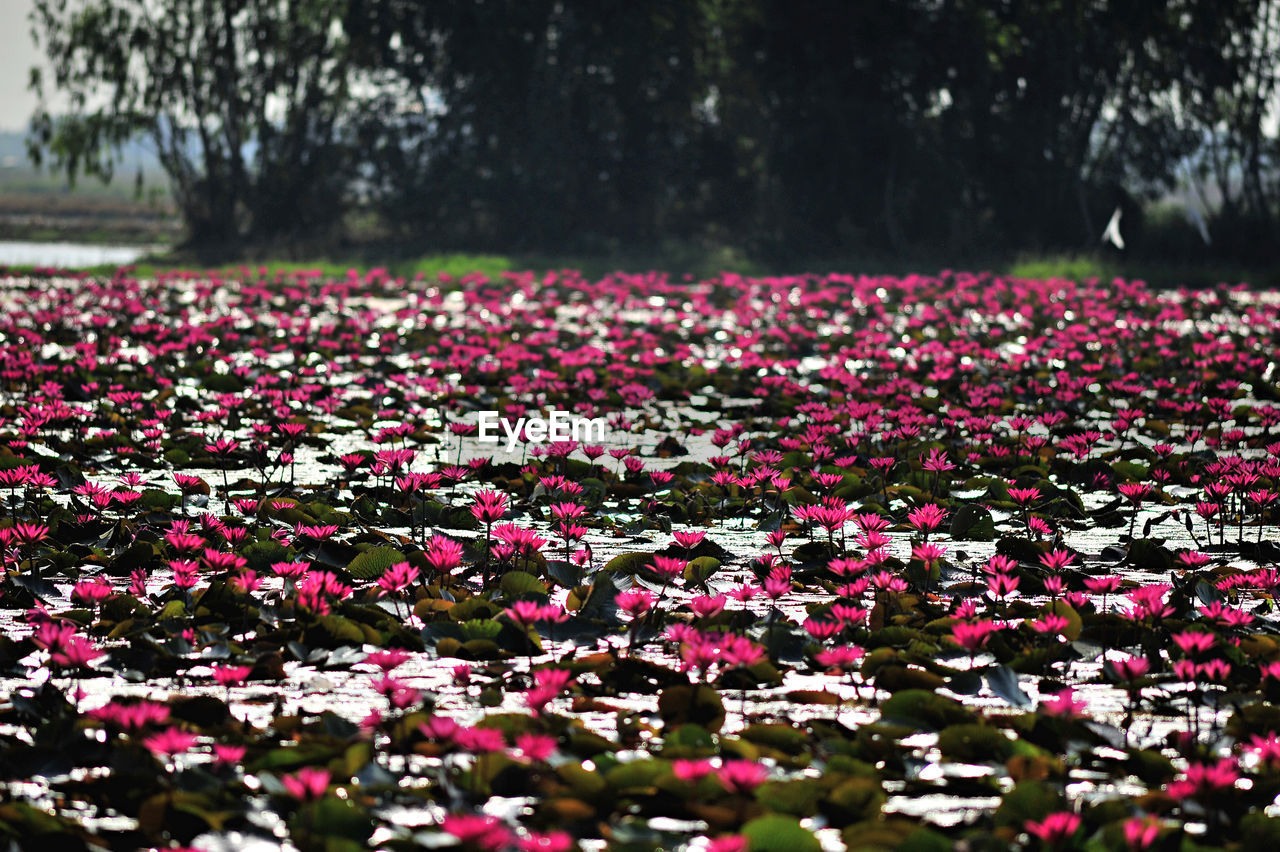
[741,814,822,852]
[347,546,407,580]
[500,570,548,599]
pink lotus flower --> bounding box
[49,634,105,670]
[505,599,562,629]
[1171,630,1215,656]
[418,715,460,742]
[376,561,420,596]
[512,732,558,762]
[1040,688,1087,719]
[951,620,998,652]
[1107,655,1149,682]
[689,594,726,618]
[1028,613,1069,636]
[71,578,113,607]
[672,530,706,550]
[650,555,686,580]
[143,727,198,758]
[673,758,714,782]
[211,664,252,687]
[718,760,768,795]
[441,814,512,851]
[907,503,947,533]
[213,743,247,767]
[364,649,412,672]
[1165,757,1239,800]
[454,726,506,753]
[815,645,865,672]
[1025,811,1080,848]
[615,589,656,619]
[1007,486,1041,505]
[1038,549,1076,571]
[282,766,330,801]
[469,489,509,525]
[803,617,842,641]
[1123,816,1161,850]
[705,837,749,852]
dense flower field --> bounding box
[1,268,1280,851]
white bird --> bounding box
[1101,206,1124,249]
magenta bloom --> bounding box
[1123,816,1161,850]
[1165,758,1239,800]
[1024,811,1081,848]
[689,594,727,618]
[803,617,842,641]
[213,743,247,767]
[650,555,686,580]
[512,732,558,763]
[1038,548,1076,571]
[814,644,865,672]
[282,766,330,801]
[441,814,512,851]
[1107,655,1150,683]
[470,489,509,525]
[673,758,714,782]
[907,503,947,532]
[1083,575,1121,594]
[376,561,420,596]
[951,620,998,652]
[705,837,749,852]
[718,759,768,795]
[615,589,656,619]
[672,530,706,550]
[1007,485,1041,505]
[71,578,113,606]
[50,635,105,669]
[505,600,561,629]
[1028,613,1070,636]
[211,664,252,687]
[143,727,198,758]
[1040,687,1087,719]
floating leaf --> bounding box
[879,689,974,730]
[346,546,407,580]
[683,556,721,584]
[937,723,1015,762]
[293,796,373,844]
[499,570,548,599]
[658,684,725,733]
[602,552,653,575]
[754,778,823,817]
[741,814,822,852]
[987,665,1032,707]
[950,503,996,541]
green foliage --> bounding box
[30,0,359,245]
[27,0,1280,262]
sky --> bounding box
[0,0,51,132]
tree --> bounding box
[28,0,360,248]
[348,0,726,251]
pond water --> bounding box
[1,269,1279,851]
[0,239,155,268]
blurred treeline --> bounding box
[26,0,1280,264]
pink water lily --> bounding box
[282,766,331,801]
